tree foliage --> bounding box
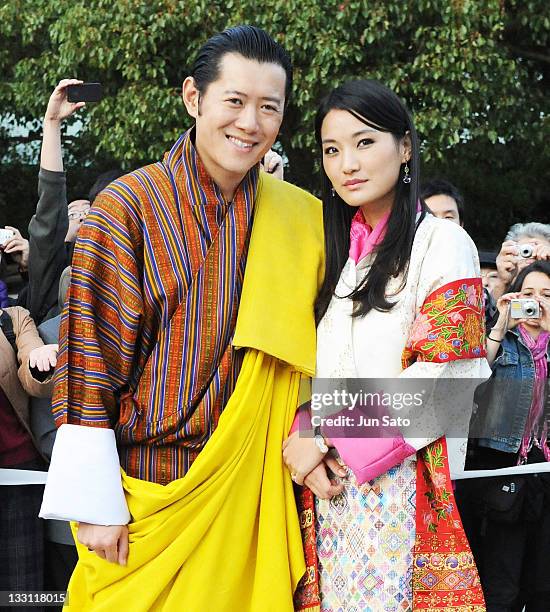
[0,0,548,246]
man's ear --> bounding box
[402,131,412,163]
[182,77,200,119]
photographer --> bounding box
[495,222,550,299]
[467,260,550,610]
[26,79,122,325]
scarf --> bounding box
[518,325,550,463]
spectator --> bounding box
[25,81,122,325]
[29,312,77,607]
[0,227,29,301]
[462,260,550,609]
[1,226,29,273]
[495,222,550,298]
[421,177,464,226]
[0,306,57,597]
[479,251,500,296]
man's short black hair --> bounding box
[88,169,124,204]
[420,178,465,222]
[190,25,293,107]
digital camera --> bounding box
[510,298,540,319]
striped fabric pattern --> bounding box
[52,130,258,484]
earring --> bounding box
[402,162,411,184]
[331,187,336,197]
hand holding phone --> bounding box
[67,83,103,103]
[0,228,15,247]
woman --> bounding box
[467,260,550,610]
[0,305,57,597]
[283,80,490,610]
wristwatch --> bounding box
[314,426,329,454]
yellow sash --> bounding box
[67,175,324,611]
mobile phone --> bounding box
[67,83,103,103]
[0,228,15,246]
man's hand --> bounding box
[2,227,29,271]
[29,344,58,372]
[261,150,284,180]
[44,79,86,124]
[77,523,129,565]
[495,240,519,286]
[303,456,346,500]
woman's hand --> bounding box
[1,227,29,271]
[282,431,326,485]
[44,79,85,124]
[539,298,550,333]
[492,292,524,336]
[303,455,346,499]
[29,344,58,372]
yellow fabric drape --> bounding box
[66,174,324,610]
[69,351,305,611]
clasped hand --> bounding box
[282,431,346,499]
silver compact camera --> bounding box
[517,244,534,258]
[510,298,540,319]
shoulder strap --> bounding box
[0,310,17,352]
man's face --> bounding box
[66,199,91,242]
[183,53,286,194]
[425,194,461,225]
[480,266,500,295]
[515,235,550,272]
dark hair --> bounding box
[421,178,465,222]
[314,79,425,323]
[88,169,124,204]
[190,25,293,106]
[509,260,550,293]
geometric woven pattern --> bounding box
[316,456,416,611]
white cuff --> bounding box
[39,424,130,525]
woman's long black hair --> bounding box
[314,79,426,324]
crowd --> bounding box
[1,23,549,612]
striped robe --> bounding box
[51,130,258,484]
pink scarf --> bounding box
[348,209,389,263]
[517,325,550,463]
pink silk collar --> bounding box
[348,209,390,264]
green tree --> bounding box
[1,0,548,245]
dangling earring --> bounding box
[402,162,411,184]
[331,187,336,197]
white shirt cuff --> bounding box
[39,424,130,525]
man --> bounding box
[494,221,550,297]
[40,26,323,610]
[421,177,464,226]
[478,250,499,297]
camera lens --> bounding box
[525,306,535,317]
[519,245,533,258]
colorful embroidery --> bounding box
[402,278,486,369]
[413,437,485,610]
[294,487,321,611]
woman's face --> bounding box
[321,109,410,212]
[520,271,550,332]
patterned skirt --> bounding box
[316,457,416,612]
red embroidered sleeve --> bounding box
[402,277,486,369]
